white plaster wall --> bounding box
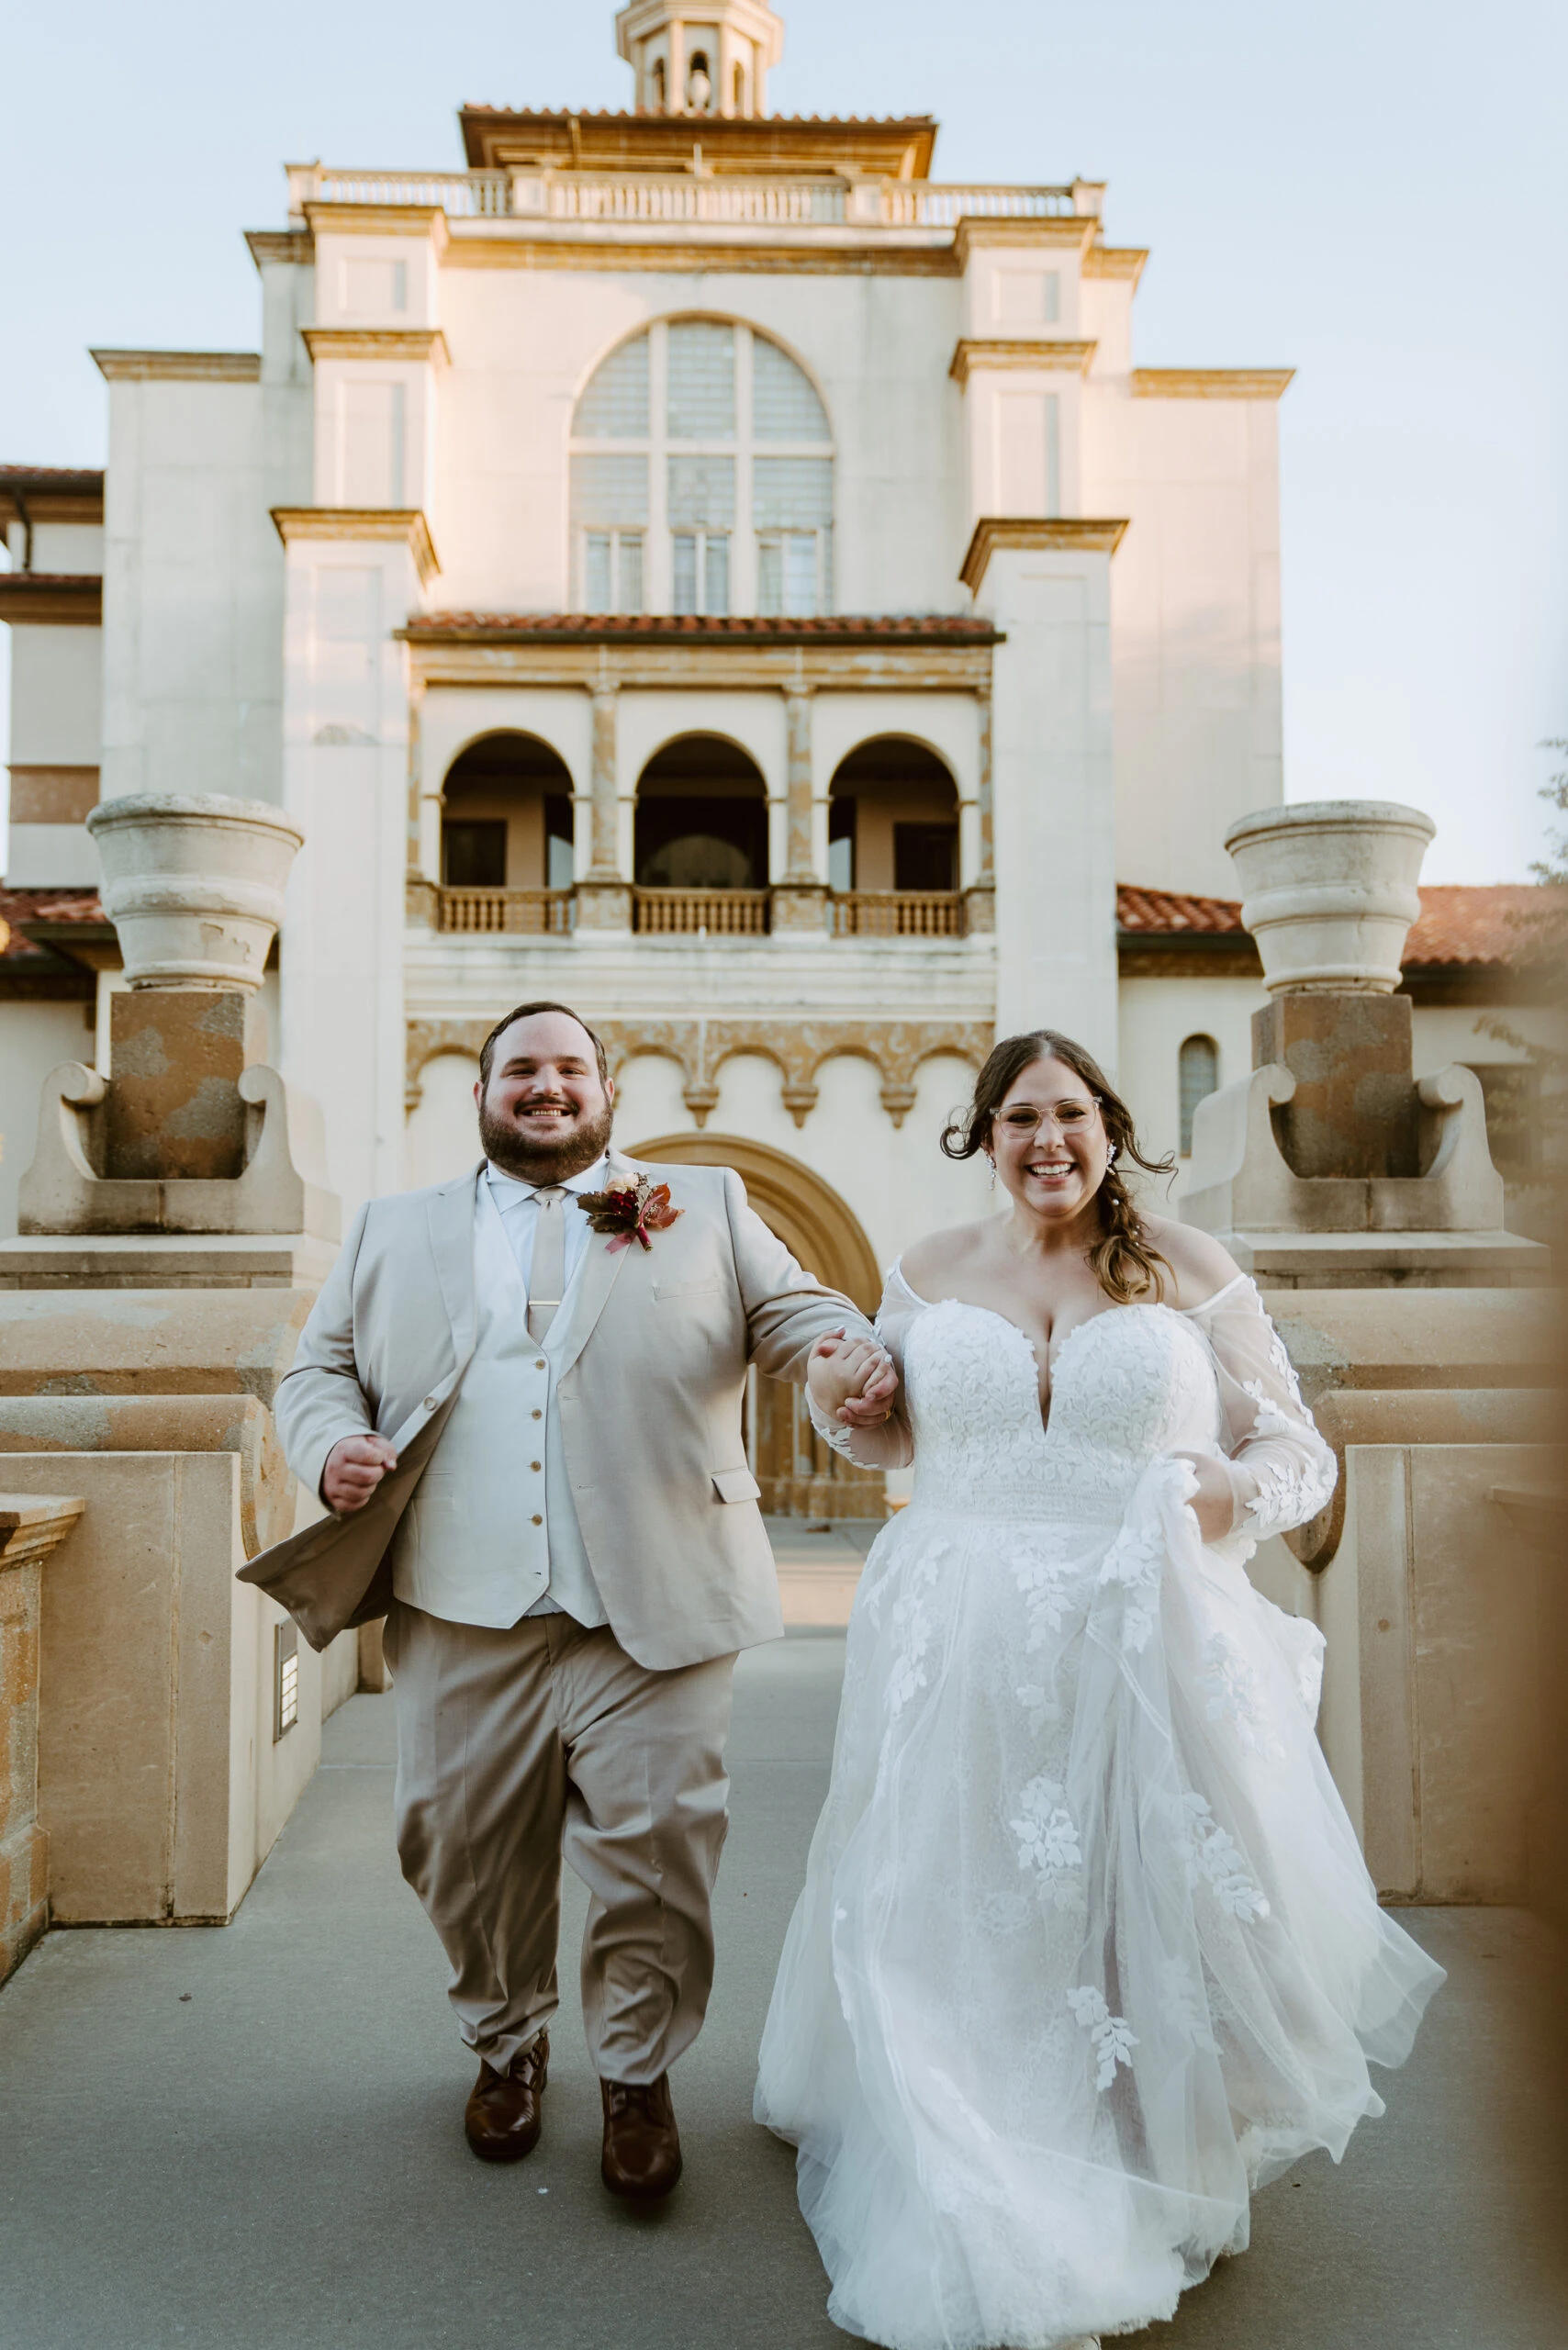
[982,546,1119,1066]
[100,379,286,807]
[2,826,101,887]
[1117,971,1266,1177]
[30,523,105,572]
[8,625,102,766]
[405,1049,482,1189]
[1088,393,1284,897]
[277,535,421,1215]
[431,263,969,614]
[1411,1002,1561,1075]
[0,999,96,1238]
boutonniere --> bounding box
[577,1174,684,1254]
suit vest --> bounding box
[389,1181,607,1629]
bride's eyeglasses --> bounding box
[995,1097,1102,1138]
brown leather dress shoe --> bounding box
[465,2030,549,2164]
[599,2073,682,2199]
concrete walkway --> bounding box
[1,1634,1564,2350]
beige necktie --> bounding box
[526,1187,568,1343]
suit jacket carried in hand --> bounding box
[239,1150,877,1670]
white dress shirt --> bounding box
[483,1154,606,1298]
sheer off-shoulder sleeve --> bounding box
[805,1263,918,1471]
[1184,1276,1337,1542]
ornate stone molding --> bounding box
[406,1013,994,1126]
[960,516,1129,593]
[270,506,441,587]
[1130,368,1294,400]
[1082,245,1148,284]
[949,339,1097,385]
[91,350,262,382]
[398,634,994,695]
[300,328,451,367]
[952,217,1097,264]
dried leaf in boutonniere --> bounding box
[577,1175,684,1254]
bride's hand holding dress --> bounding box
[756,1031,1443,2350]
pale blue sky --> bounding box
[2,0,1562,883]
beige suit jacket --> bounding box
[239,1150,876,1669]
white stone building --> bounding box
[0,0,1545,1505]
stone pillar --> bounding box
[773,683,827,934]
[577,682,632,931]
[405,685,438,930]
[0,1495,84,1983]
[962,687,997,934]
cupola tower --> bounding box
[614,0,785,116]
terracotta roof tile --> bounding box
[1115,885,1246,936]
[402,611,1001,643]
[0,886,104,959]
[1117,880,1558,968]
[0,465,105,487]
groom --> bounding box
[241,1000,893,2199]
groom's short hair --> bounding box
[478,1002,610,1094]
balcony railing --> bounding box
[438,887,574,934]
[291,164,1083,231]
[633,888,771,935]
[829,891,968,937]
[431,886,976,938]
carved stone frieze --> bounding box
[406,1013,994,1127]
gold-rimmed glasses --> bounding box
[994,1096,1102,1141]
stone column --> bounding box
[405,685,439,930]
[577,681,632,931]
[773,684,827,934]
[962,688,997,934]
[0,1494,84,1983]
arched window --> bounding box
[1178,1034,1220,1156]
[569,321,834,618]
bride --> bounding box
[755,1028,1444,2350]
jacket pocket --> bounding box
[711,1467,761,1505]
[655,1279,722,1302]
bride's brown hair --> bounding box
[941,1029,1177,1304]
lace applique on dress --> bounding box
[1066,1986,1138,2090]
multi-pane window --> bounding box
[1178,1035,1220,1156]
[569,320,834,615]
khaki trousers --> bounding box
[383,1600,736,2085]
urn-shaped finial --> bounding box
[1224,799,1436,995]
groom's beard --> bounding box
[478,1095,614,1186]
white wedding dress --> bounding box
[756,1268,1444,2350]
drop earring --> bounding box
[986,1156,997,1191]
[1106,1144,1118,1166]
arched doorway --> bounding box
[442,733,575,892]
[828,736,958,895]
[634,734,767,889]
[628,1130,885,1520]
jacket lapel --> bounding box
[426,1165,483,1363]
[550,1148,641,1383]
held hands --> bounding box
[322,1433,399,1516]
[1173,1450,1236,1544]
[809,1328,899,1427]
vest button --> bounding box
[531,1460,543,1472]
[533,1360,546,1371]
[531,1514,543,1527]
[532,1408,543,1420]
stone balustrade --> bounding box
[432,883,980,939]
[288,163,1082,229]
[0,1495,84,1984]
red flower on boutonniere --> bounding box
[577,1174,684,1254]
